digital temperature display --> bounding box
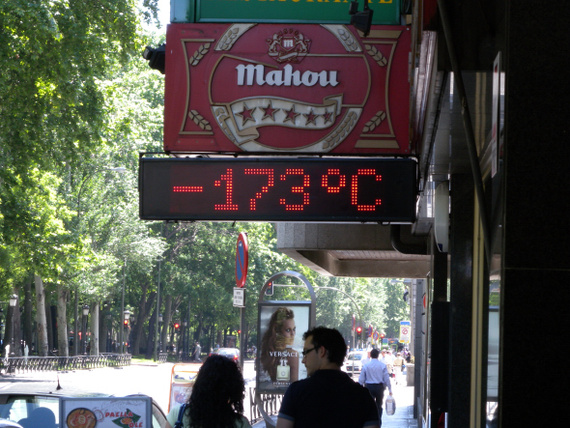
[139,158,416,222]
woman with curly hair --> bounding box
[260,306,299,383]
[166,354,251,428]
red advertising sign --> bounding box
[164,24,411,155]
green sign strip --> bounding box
[172,0,402,25]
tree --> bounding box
[0,0,160,355]
[381,279,410,338]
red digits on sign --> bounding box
[214,169,238,210]
[351,169,382,211]
[321,168,346,193]
[172,186,203,193]
[245,168,275,210]
[279,169,310,211]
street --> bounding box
[0,360,257,417]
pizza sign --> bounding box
[164,24,412,155]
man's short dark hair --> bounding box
[303,326,347,366]
[370,348,379,359]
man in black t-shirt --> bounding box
[276,327,379,428]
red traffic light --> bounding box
[356,326,362,334]
[174,322,180,330]
[380,333,385,339]
[123,319,129,326]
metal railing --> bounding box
[1,353,132,374]
[248,387,282,425]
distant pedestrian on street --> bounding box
[393,352,405,384]
[359,348,393,426]
[192,342,201,362]
[165,354,251,428]
[380,349,394,378]
[276,326,379,428]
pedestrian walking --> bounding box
[192,342,201,362]
[359,348,393,427]
[392,352,405,385]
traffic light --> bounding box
[174,322,180,331]
[265,281,274,296]
[123,319,129,327]
[356,326,362,335]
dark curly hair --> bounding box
[187,354,246,427]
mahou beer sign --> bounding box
[164,24,411,155]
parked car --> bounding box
[343,351,368,373]
[211,347,240,363]
[0,381,167,428]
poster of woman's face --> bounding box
[257,303,310,394]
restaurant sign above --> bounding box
[164,24,411,155]
[176,0,402,25]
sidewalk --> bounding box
[382,381,416,428]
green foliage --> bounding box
[380,279,410,337]
[0,0,153,286]
[0,0,161,353]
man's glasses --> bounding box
[301,347,317,357]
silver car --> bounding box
[212,347,240,363]
[343,351,368,373]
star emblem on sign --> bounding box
[304,109,319,125]
[283,105,299,124]
[262,102,279,120]
[236,103,257,124]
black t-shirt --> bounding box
[278,369,379,428]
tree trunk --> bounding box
[145,308,157,359]
[163,294,173,352]
[133,288,156,355]
[57,284,69,356]
[34,275,49,356]
[46,304,54,351]
[89,303,99,356]
[99,303,112,353]
[23,278,34,352]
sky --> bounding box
[157,0,170,27]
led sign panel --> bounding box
[140,158,416,222]
[164,24,411,155]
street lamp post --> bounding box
[123,310,132,354]
[82,304,89,354]
[0,308,4,350]
[158,314,163,353]
[120,259,126,354]
[182,320,188,361]
[9,294,17,357]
